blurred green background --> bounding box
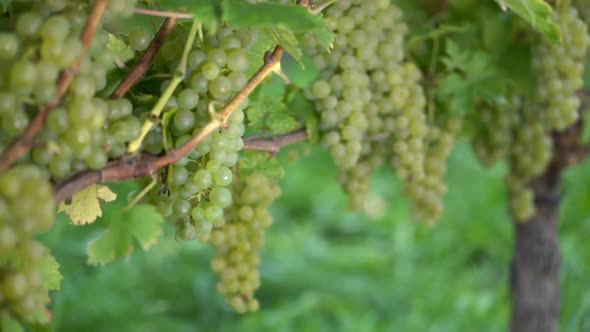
[39,142,590,332]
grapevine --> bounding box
[0,0,587,330]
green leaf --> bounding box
[266,109,298,135]
[157,0,221,31]
[498,0,560,42]
[311,27,335,51]
[239,150,285,180]
[222,0,327,32]
[39,252,62,291]
[107,33,135,63]
[87,205,164,265]
[265,27,302,61]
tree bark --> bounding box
[509,99,589,332]
[509,176,560,332]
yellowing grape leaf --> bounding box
[87,205,164,265]
[58,185,117,225]
[40,252,62,291]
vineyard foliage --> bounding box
[0,0,589,330]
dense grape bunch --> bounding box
[471,5,590,222]
[0,0,137,324]
[533,6,590,130]
[204,172,281,313]
[472,98,519,167]
[0,1,141,179]
[0,165,54,324]
[138,27,256,240]
[306,0,441,222]
[405,117,461,224]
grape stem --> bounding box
[127,19,201,154]
[110,17,178,99]
[53,46,285,204]
[133,8,194,19]
[0,0,109,172]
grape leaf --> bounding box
[437,40,505,114]
[107,33,135,63]
[239,150,285,180]
[58,185,117,225]
[266,109,298,135]
[222,0,327,32]
[498,0,560,42]
[39,252,62,291]
[265,27,302,61]
[87,205,164,265]
[247,90,298,135]
[156,0,221,31]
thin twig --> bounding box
[134,8,193,19]
[0,0,109,172]
[110,17,178,99]
[243,129,308,155]
[53,46,284,203]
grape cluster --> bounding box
[472,97,519,167]
[472,96,552,221]
[405,117,461,224]
[472,6,589,221]
[533,6,590,130]
[0,165,54,324]
[138,27,257,240]
[306,0,440,221]
[204,172,280,313]
[0,1,140,180]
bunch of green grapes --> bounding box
[0,165,54,324]
[204,172,280,313]
[472,97,520,167]
[533,6,590,131]
[405,117,461,224]
[0,1,140,180]
[139,27,257,240]
[506,106,552,221]
[307,0,432,215]
[471,96,551,221]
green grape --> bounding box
[209,76,232,100]
[209,187,232,208]
[15,12,42,38]
[202,63,221,80]
[193,170,213,190]
[177,88,200,110]
[39,15,71,41]
[207,49,227,67]
[172,199,192,219]
[0,33,19,59]
[9,60,37,93]
[128,28,153,51]
[173,109,196,134]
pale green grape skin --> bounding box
[0,33,19,59]
[202,63,220,80]
[193,170,213,190]
[172,109,196,134]
[209,76,232,100]
[128,28,152,51]
[209,187,232,208]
